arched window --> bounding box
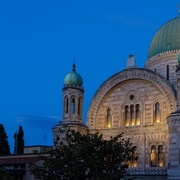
[150,145,157,167]
[132,146,138,167]
[135,104,140,125]
[130,105,135,126]
[166,65,169,80]
[154,102,161,123]
[78,98,81,116]
[124,104,141,126]
[158,145,165,167]
[71,97,75,114]
[106,109,112,128]
[64,96,69,114]
[127,146,138,167]
[124,105,129,126]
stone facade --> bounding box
[86,65,176,171]
[87,68,176,129]
[168,111,180,178]
[52,64,88,145]
[53,9,180,178]
[145,50,180,85]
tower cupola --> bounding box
[62,63,84,124]
[64,63,83,87]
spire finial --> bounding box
[72,56,76,72]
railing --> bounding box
[127,167,167,176]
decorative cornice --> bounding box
[145,50,180,68]
[168,110,180,125]
[168,118,180,125]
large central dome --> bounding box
[148,15,180,58]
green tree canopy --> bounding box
[30,127,136,179]
[0,124,10,155]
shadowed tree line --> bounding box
[0,124,10,155]
[0,124,24,179]
[14,125,24,154]
[0,124,24,155]
[30,126,137,179]
[0,124,136,179]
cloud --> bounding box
[15,114,60,130]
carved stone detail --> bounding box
[87,68,176,128]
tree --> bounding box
[0,124,10,155]
[0,165,12,180]
[30,127,136,179]
[14,126,24,154]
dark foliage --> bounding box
[14,126,24,154]
[0,124,10,155]
[30,127,136,179]
[0,165,12,180]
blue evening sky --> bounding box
[0,0,179,152]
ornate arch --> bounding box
[87,68,176,128]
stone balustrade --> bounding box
[127,167,167,176]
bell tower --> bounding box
[62,63,84,124]
[52,63,88,146]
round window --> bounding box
[130,95,134,100]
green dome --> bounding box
[148,16,180,58]
[64,64,83,86]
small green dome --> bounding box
[64,64,83,86]
[148,15,180,58]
